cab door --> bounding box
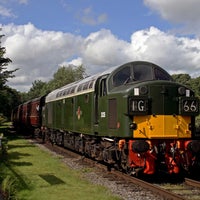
[94,75,109,135]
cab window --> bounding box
[154,68,172,80]
[100,78,107,96]
[133,65,152,81]
[113,66,130,87]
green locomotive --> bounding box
[42,61,199,175]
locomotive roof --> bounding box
[45,68,114,102]
[45,61,172,103]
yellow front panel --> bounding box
[133,115,191,139]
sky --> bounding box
[1,0,200,92]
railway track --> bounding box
[153,177,200,200]
[32,138,200,200]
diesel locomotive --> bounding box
[12,61,200,176]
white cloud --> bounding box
[2,23,200,92]
[81,29,130,73]
[128,27,200,75]
[0,0,28,18]
[144,0,200,34]
[78,7,107,26]
[18,0,28,4]
[0,5,15,17]
[2,23,84,91]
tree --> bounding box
[26,80,47,100]
[0,86,21,118]
[172,73,200,97]
[190,77,200,97]
[0,30,19,119]
[171,74,191,87]
[47,64,86,91]
[0,33,17,89]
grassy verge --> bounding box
[0,128,121,200]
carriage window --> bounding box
[83,82,89,90]
[113,66,130,87]
[89,80,94,88]
[70,86,76,94]
[77,84,83,92]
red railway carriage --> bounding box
[12,95,46,134]
[29,96,46,128]
[21,101,30,127]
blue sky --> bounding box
[1,0,170,40]
[1,0,200,91]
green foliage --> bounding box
[172,74,200,97]
[0,114,7,126]
[196,115,200,130]
[171,74,191,87]
[0,87,22,119]
[0,33,17,89]
[0,30,20,119]
[26,80,47,100]
[1,175,17,200]
[190,77,200,97]
[48,64,86,90]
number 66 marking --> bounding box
[183,100,197,112]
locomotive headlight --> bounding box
[179,97,199,115]
[130,122,137,130]
[128,97,148,115]
[178,86,186,96]
[139,86,148,95]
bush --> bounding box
[0,133,8,156]
[1,175,17,200]
[0,114,7,126]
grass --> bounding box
[0,129,121,200]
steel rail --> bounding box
[110,170,186,200]
[184,178,200,189]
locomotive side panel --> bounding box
[74,92,94,134]
[96,92,133,138]
[45,102,53,129]
[53,99,63,130]
[63,97,75,132]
